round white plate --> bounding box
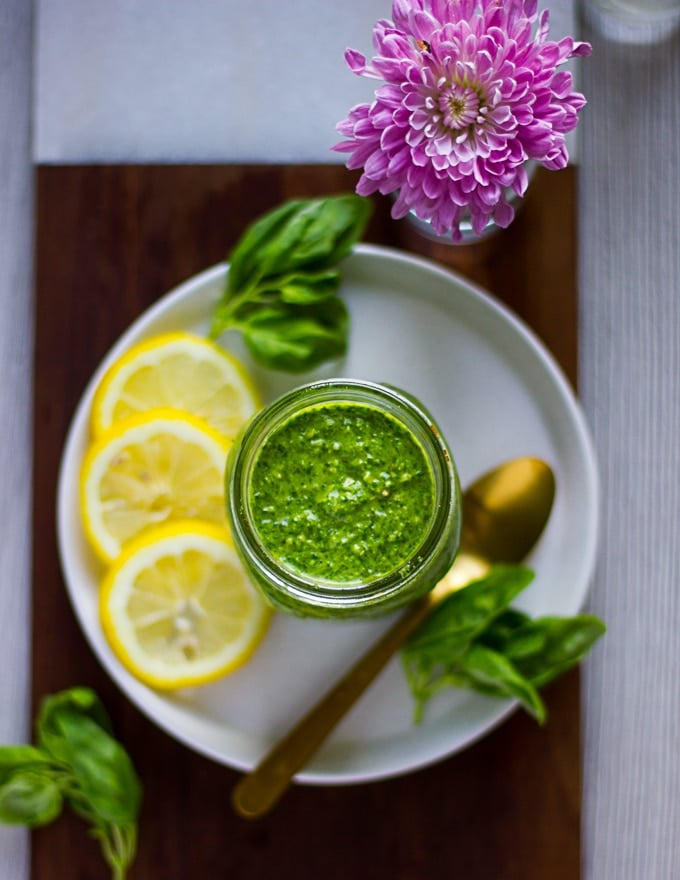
[57,243,599,785]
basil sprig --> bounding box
[0,688,141,880]
[210,194,372,372]
[402,566,606,724]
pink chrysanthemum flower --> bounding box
[333,0,591,241]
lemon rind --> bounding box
[80,408,231,563]
[90,331,261,438]
[99,521,271,690]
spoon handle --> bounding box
[231,596,433,819]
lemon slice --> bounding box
[100,521,271,689]
[81,409,230,562]
[91,332,260,438]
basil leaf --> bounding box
[290,194,371,268]
[0,771,63,827]
[502,615,607,688]
[401,566,606,726]
[230,195,371,289]
[1,687,142,879]
[402,567,534,719]
[274,269,341,304]
[37,687,113,763]
[476,608,532,652]
[211,195,371,372]
[49,711,142,826]
[453,644,547,724]
[242,297,348,373]
[227,199,303,295]
[0,746,53,786]
[404,565,534,662]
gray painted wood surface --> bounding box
[579,12,680,880]
[0,1,33,877]
[1,0,679,877]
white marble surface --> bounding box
[34,0,577,162]
[2,1,680,878]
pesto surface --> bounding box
[249,401,435,583]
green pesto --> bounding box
[248,402,435,583]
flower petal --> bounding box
[334,0,590,239]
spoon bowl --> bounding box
[436,456,555,592]
[232,457,555,819]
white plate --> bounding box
[57,244,599,785]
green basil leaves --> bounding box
[0,772,63,828]
[0,687,141,879]
[403,567,606,724]
[210,194,372,372]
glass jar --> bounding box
[226,379,461,619]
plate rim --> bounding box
[56,242,600,784]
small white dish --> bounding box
[57,244,599,785]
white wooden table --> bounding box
[2,1,679,876]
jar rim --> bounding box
[226,378,459,614]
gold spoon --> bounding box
[232,457,556,819]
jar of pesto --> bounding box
[226,379,461,619]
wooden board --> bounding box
[32,164,580,879]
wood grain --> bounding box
[33,164,579,880]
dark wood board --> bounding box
[32,164,580,879]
